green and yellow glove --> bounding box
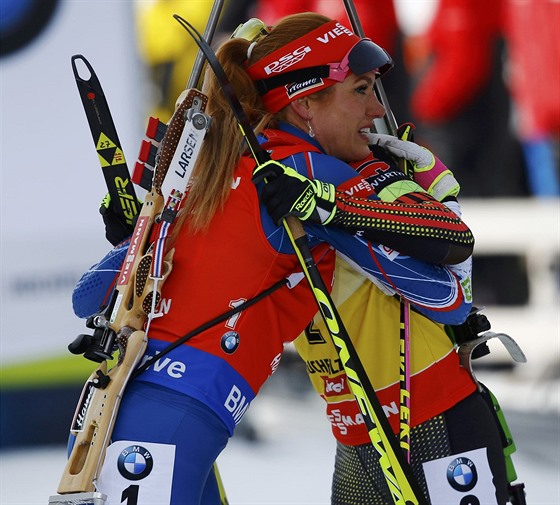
[252,159,336,225]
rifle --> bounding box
[48,2,225,504]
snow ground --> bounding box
[1,368,558,505]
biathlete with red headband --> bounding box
[73,13,477,504]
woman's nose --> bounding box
[367,94,386,119]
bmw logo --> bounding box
[221,331,240,354]
[117,445,154,481]
[447,456,478,492]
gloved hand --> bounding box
[252,159,336,225]
[366,132,460,201]
[353,143,421,202]
[99,193,137,246]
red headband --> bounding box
[247,20,364,113]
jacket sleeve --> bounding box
[72,240,129,318]
[302,150,474,264]
[329,190,474,264]
[307,223,472,325]
[271,151,473,324]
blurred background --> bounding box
[1,0,558,503]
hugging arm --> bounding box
[254,149,474,265]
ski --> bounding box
[71,55,140,225]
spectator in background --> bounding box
[134,0,255,121]
[503,0,559,197]
[134,0,213,121]
[408,0,529,197]
[409,0,560,198]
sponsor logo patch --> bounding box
[264,46,311,74]
[221,331,240,354]
[286,78,324,98]
[446,456,478,492]
[71,381,96,432]
[322,373,350,397]
[117,445,154,481]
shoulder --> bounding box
[260,128,373,194]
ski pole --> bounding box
[342,0,412,461]
[187,0,225,89]
[173,15,427,505]
[342,0,398,138]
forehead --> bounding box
[307,70,377,106]
[342,70,377,87]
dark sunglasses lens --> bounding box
[348,39,393,76]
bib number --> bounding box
[97,440,175,505]
[423,447,498,504]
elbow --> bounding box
[441,242,475,265]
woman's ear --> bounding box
[290,98,311,120]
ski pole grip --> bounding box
[285,215,306,240]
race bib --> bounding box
[423,447,498,504]
[97,440,175,505]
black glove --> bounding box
[445,307,491,345]
[252,159,336,225]
[99,193,139,246]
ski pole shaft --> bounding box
[342,0,398,136]
[342,0,413,462]
[187,0,225,89]
[283,216,421,504]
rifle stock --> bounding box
[50,3,223,501]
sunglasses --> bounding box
[251,37,393,96]
[328,39,393,82]
[231,18,270,42]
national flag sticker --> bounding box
[423,447,497,504]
